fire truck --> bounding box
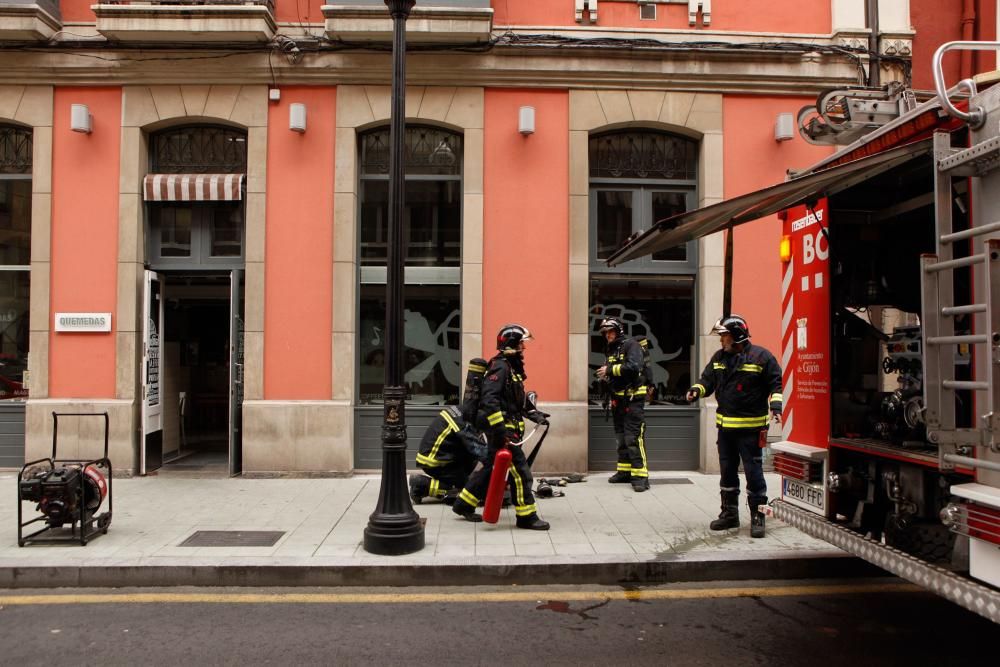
[610,41,1000,623]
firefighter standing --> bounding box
[597,317,650,492]
[687,314,782,538]
[451,324,551,530]
[409,359,491,504]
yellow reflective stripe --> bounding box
[487,412,503,426]
[415,453,445,467]
[769,393,783,403]
[633,422,648,477]
[613,390,628,396]
[713,363,726,370]
[715,414,768,428]
[469,363,487,373]
[509,460,526,506]
[628,386,647,398]
[693,384,706,397]
[617,462,632,471]
[459,489,479,506]
[738,364,762,373]
[612,364,622,377]
[440,410,459,432]
[515,504,538,516]
[428,479,442,498]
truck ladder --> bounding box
[922,129,1000,466]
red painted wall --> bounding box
[59,0,95,22]
[263,86,335,399]
[274,0,325,24]
[911,0,996,91]
[483,89,569,402]
[493,0,828,33]
[49,88,121,398]
[723,96,833,356]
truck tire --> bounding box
[884,518,955,564]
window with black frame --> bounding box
[357,126,463,406]
[588,130,697,406]
[0,125,32,400]
[146,126,247,268]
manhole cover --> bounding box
[650,478,693,485]
[179,530,285,547]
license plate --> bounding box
[783,477,824,511]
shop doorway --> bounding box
[141,270,244,476]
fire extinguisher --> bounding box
[483,446,512,524]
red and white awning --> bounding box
[143,173,244,202]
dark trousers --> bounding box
[454,443,537,519]
[418,455,477,497]
[612,397,648,478]
[717,428,767,502]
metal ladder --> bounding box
[921,131,1000,463]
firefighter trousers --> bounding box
[612,396,648,478]
[453,443,537,520]
[717,428,767,504]
[418,455,478,499]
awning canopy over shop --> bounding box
[143,173,245,202]
[606,139,933,266]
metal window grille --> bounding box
[360,126,463,177]
[151,126,248,174]
[0,126,32,175]
[589,130,697,180]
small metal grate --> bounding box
[179,530,285,547]
[650,478,693,485]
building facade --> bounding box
[0,0,982,475]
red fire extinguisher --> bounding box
[483,446,512,524]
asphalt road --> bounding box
[0,580,996,665]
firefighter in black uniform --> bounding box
[451,324,551,530]
[596,317,650,492]
[687,314,782,538]
[409,359,491,504]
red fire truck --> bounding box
[610,41,1000,623]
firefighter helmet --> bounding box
[496,323,532,352]
[711,315,750,344]
[599,317,624,338]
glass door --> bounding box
[141,270,164,474]
[228,269,244,476]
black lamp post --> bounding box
[363,0,425,555]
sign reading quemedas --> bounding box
[54,312,112,333]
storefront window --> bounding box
[588,279,694,405]
[0,124,32,400]
[589,129,697,406]
[358,125,463,406]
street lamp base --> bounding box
[364,513,425,555]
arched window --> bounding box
[588,129,697,412]
[146,125,248,268]
[357,125,463,406]
[0,124,32,401]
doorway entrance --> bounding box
[141,271,244,476]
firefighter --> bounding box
[409,360,491,504]
[596,317,650,492]
[686,314,782,538]
[451,323,551,530]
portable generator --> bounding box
[17,412,114,546]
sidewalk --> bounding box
[0,471,872,588]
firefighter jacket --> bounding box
[605,336,647,400]
[479,353,527,447]
[691,343,783,429]
[415,405,487,469]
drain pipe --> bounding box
[960,0,977,80]
[866,0,880,86]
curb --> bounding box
[0,550,885,589]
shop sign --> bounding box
[55,312,112,333]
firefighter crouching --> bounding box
[409,359,491,505]
[451,324,551,530]
[596,317,650,492]
[686,315,782,538]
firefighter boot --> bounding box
[516,513,550,531]
[608,434,630,483]
[709,490,740,530]
[409,475,431,504]
[452,498,483,522]
[749,496,767,538]
[631,477,650,492]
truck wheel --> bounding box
[884,518,955,563]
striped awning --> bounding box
[143,173,244,202]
